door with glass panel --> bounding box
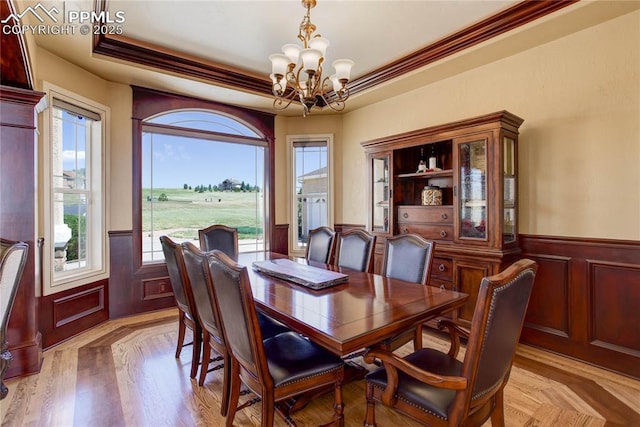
[291,139,331,254]
[369,151,392,234]
[456,136,489,244]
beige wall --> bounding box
[32,46,133,232]
[275,115,343,227]
[339,9,640,240]
[27,7,640,246]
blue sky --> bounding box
[142,133,265,189]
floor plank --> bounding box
[2,309,639,426]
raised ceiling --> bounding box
[8,0,605,115]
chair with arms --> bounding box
[363,258,537,427]
[379,234,435,352]
[206,249,345,427]
[0,240,28,400]
[334,229,376,273]
[198,224,238,260]
[305,226,336,264]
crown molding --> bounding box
[92,0,577,100]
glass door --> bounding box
[503,136,516,243]
[457,138,487,240]
[371,153,391,233]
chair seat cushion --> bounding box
[263,332,343,388]
[365,348,463,420]
[258,312,290,339]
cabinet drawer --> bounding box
[397,206,453,224]
[431,257,453,280]
[428,278,453,291]
[397,223,453,241]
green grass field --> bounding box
[142,188,264,240]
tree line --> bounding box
[184,181,260,193]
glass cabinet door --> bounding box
[458,139,487,240]
[503,136,516,243]
[371,154,390,233]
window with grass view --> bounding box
[44,86,108,295]
[291,138,331,253]
[142,111,266,262]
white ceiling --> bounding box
[106,0,517,79]
[16,0,627,115]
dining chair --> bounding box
[198,224,238,260]
[182,243,289,392]
[181,241,228,397]
[363,258,537,427]
[159,235,202,379]
[0,240,28,400]
[334,229,376,273]
[380,234,435,352]
[206,249,346,427]
[305,226,336,264]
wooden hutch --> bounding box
[362,111,524,327]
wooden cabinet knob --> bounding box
[403,212,409,219]
[441,212,448,220]
[438,264,446,272]
[440,230,447,238]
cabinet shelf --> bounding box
[362,110,524,330]
[397,169,453,179]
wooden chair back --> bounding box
[364,258,537,426]
[160,236,197,321]
[206,250,345,426]
[159,236,202,379]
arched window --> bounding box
[132,87,275,265]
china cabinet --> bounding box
[363,111,523,327]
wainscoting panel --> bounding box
[523,254,571,339]
[108,230,175,319]
[520,235,640,379]
[53,286,105,327]
[39,280,108,349]
[142,276,173,301]
[589,260,640,357]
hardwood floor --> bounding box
[2,308,639,426]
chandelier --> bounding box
[269,0,354,116]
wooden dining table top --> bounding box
[238,251,469,356]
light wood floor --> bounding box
[2,309,639,426]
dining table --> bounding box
[238,251,469,357]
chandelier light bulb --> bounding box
[270,74,287,96]
[269,54,290,78]
[308,37,329,57]
[332,59,354,82]
[329,74,342,92]
[282,44,301,65]
[300,48,322,74]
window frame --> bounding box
[131,86,275,273]
[287,134,334,256]
[41,82,110,296]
